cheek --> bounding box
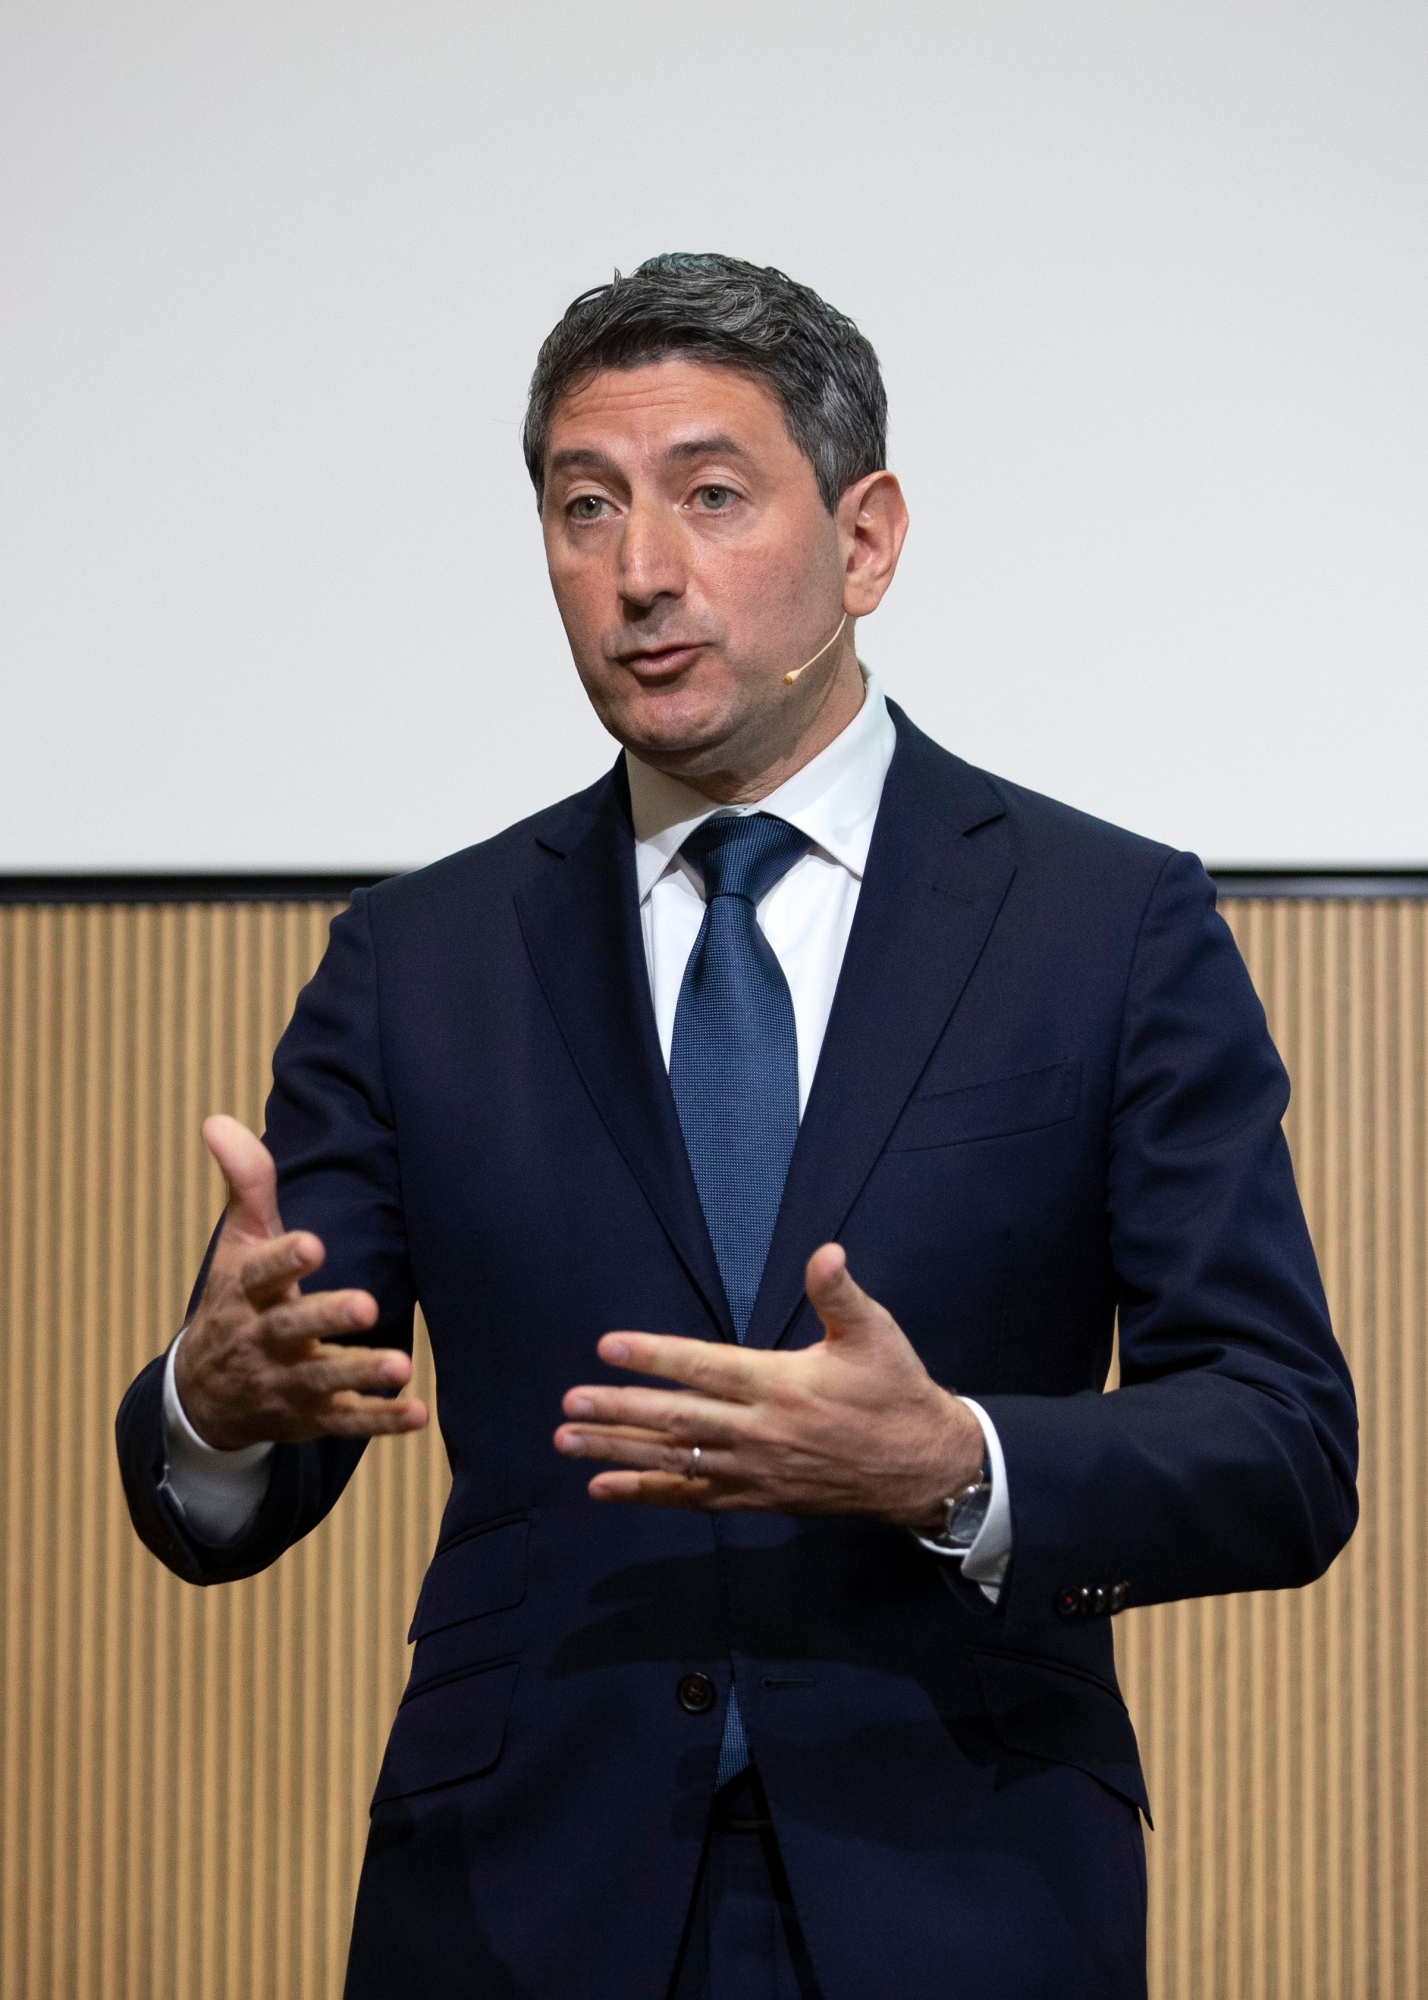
[699,538,818,647]
[545,551,607,652]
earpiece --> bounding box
[783,613,849,686]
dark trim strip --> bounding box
[1,868,1426,906]
[0,873,395,905]
[1210,870,1428,900]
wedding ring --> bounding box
[684,1446,702,1481]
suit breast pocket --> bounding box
[885,1058,1081,1155]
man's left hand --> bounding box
[554,1244,984,1532]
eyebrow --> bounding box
[546,446,621,478]
[545,434,756,480]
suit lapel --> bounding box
[742,708,1015,1350]
[514,766,736,1342]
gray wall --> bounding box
[2,0,1424,869]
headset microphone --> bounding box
[783,613,849,686]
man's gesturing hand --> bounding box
[554,1245,983,1532]
[172,1115,427,1451]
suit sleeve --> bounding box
[977,851,1358,1630]
[115,887,416,1586]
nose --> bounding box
[618,497,687,612]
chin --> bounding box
[602,684,735,768]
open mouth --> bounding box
[615,642,708,675]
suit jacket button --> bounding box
[677,1673,717,1715]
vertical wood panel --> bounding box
[1116,898,1428,1998]
[0,902,449,2000]
[0,894,1422,1996]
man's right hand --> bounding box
[172,1114,428,1451]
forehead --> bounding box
[545,357,794,464]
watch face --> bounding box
[946,1480,991,1549]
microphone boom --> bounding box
[783,613,849,686]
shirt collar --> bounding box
[624,672,897,904]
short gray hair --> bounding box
[523,253,888,514]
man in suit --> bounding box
[117,253,1357,1999]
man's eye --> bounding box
[696,485,734,510]
[569,495,607,521]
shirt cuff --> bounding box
[914,1395,1012,1604]
[160,1330,277,1544]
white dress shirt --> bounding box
[162,673,1012,1596]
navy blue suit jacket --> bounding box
[117,706,1356,1999]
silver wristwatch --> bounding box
[926,1441,992,1554]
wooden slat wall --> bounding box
[1117,898,1428,1999]
[0,904,449,2000]
[0,894,1423,1997]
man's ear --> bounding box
[837,471,910,618]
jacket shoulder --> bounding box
[891,704,1184,896]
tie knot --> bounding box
[681,813,813,907]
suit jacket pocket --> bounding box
[371,1659,520,1808]
[408,1515,529,1641]
[973,1649,1149,1820]
[886,1059,1081,1154]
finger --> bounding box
[560,1384,746,1440]
[308,1393,429,1439]
[586,1469,720,1509]
[239,1232,328,1308]
[803,1243,890,1346]
[259,1288,381,1344]
[595,1331,768,1400]
[555,1423,726,1475]
[205,1115,284,1243]
[286,1346,414,1398]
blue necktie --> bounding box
[669,811,813,1787]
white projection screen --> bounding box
[2,0,1425,873]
